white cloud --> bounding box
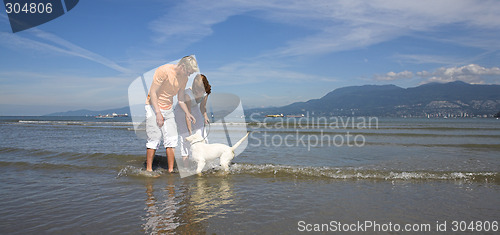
[0,26,130,74]
[0,71,130,108]
[30,29,131,73]
[393,54,466,65]
[149,0,500,57]
[203,60,337,86]
[374,64,500,84]
[149,1,258,45]
[417,64,500,84]
[375,70,414,81]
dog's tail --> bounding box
[231,132,249,152]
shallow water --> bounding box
[0,116,499,234]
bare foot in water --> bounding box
[142,170,161,178]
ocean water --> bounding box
[0,116,499,234]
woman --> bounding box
[174,74,211,160]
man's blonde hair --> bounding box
[178,55,199,73]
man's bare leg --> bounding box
[146,148,156,172]
[166,147,175,172]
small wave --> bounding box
[0,159,108,172]
[0,147,143,173]
[19,120,86,125]
[209,122,247,126]
[365,142,500,150]
[226,164,499,183]
[17,120,136,127]
[116,166,165,178]
[0,147,141,160]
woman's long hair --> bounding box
[200,74,211,95]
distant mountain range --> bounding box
[47,81,500,117]
[45,106,131,116]
[247,81,500,117]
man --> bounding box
[145,55,199,172]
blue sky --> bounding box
[1,0,500,115]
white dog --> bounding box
[185,132,249,174]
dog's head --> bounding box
[185,133,204,143]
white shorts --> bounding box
[145,105,178,149]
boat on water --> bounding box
[95,114,114,119]
[265,114,304,118]
[266,114,284,117]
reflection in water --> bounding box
[188,176,235,223]
[143,177,179,234]
[142,175,235,234]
